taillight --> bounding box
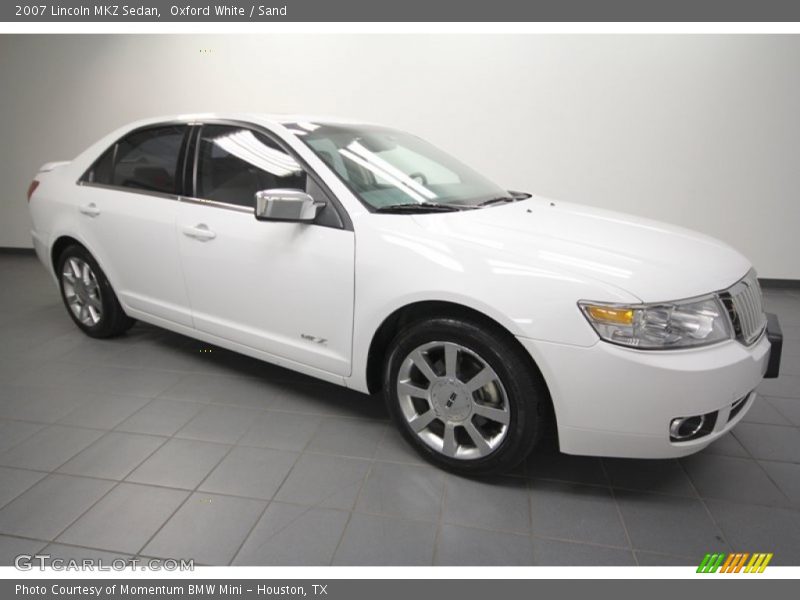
[27,180,40,202]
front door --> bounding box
[176,124,355,376]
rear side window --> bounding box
[195,125,307,208]
[84,125,186,195]
[86,146,115,184]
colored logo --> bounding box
[697,552,773,573]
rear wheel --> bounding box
[384,317,546,475]
[57,244,135,338]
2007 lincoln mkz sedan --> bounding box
[26,114,783,474]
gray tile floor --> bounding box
[1,253,799,566]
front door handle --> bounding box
[79,203,100,217]
[182,224,217,241]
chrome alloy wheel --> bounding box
[396,341,510,459]
[61,257,103,326]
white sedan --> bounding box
[26,114,783,474]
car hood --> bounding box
[411,197,751,303]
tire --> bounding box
[56,244,135,338]
[383,316,546,475]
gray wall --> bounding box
[1,34,798,277]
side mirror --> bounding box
[254,189,325,222]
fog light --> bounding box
[669,411,717,442]
[670,415,706,440]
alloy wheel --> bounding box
[62,257,103,326]
[396,341,510,459]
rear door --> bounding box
[176,122,355,376]
[77,124,193,326]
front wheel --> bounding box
[384,317,547,475]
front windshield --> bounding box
[288,123,509,209]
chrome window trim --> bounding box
[79,179,257,214]
[178,195,252,214]
[77,172,319,217]
[77,180,179,202]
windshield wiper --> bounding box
[478,191,533,207]
[479,196,515,207]
[373,202,464,214]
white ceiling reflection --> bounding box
[213,130,302,178]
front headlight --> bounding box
[579,295,732,349]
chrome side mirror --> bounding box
[254,189,325,222]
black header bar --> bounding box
[4,0,800,22]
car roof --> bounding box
[122,113,375,131]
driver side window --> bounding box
[195,125,307,208]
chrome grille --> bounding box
[721,271,767,345]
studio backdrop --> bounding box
[0,34,798,278]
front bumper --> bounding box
[519,314,783,458]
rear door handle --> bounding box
[182,224,217,241]
[79,203,100,217]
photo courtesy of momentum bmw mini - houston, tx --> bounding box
[26,114,783,475]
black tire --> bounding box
[383,316,547,475]
[56,244,135,339]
